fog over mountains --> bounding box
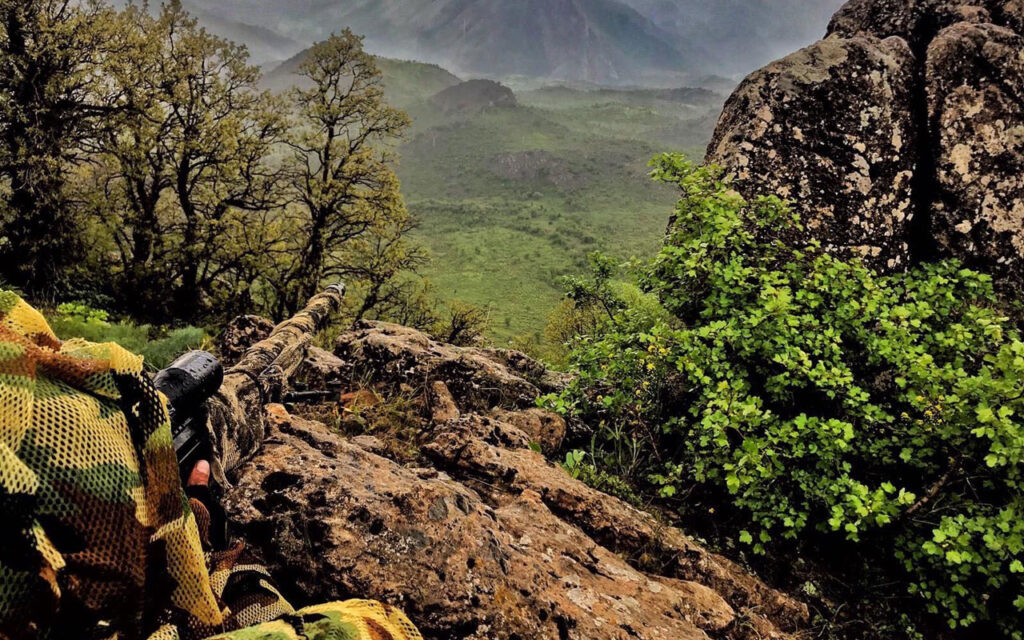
[186,0,845,84]
[620,0,846,74]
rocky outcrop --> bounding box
[220,320,809,640]
[707,35,918,269]
[291,346,346,388]
[707,0,1024,285]
[489,407,567,453]
[220,314,275,365]
[926,22,1024,277]
[333,320,557,412]
[826,0,1024,45]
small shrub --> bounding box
[47,303,208,370]
[433,300,491,346]
[561,449,641,506]
[546,154,1024,637]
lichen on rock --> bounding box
[217,318,808,640]
[708,0,1024,287]
[706,34,919,270]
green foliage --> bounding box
[273,29,414,316]
[0,1,425,326]
[560,449,641,506]
[547,153,1024,637]
[47,303,207,370]
[82,0,287,322]
[542,273,670,366]
[0,0,125,288]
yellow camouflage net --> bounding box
[0,292,422,640]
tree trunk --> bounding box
[206,284,345,484]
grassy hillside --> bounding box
[377,58,462,108]
[395,80,723,344]
[265,54,723,344]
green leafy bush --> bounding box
[546,154,1024,636]
[48,303,208,370]
[561,448,642,506]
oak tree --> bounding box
[275,30,412,316]
[86,1,285,320]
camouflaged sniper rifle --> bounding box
[148,284,350,485]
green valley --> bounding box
[350,60,726,343]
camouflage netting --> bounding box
[0,291,421,640]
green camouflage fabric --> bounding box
[0,292,422,640]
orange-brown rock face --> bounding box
[222,322,808,640]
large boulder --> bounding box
[224,405,806,640]
[828,0,1003,46]
[827,0,1024,44]
[706,35,919,269]
[926,22,1024,281]
[708,0,1024,287]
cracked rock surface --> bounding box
[707,0,1024,286]
[222,322,808,640]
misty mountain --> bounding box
[620,0,846,74]
[108,0,304,63]
[183,2,304,63]
[186,0,709,85]
[263,52,462,108]
[187,0,845,84]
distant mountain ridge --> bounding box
[263,51,463,109]
[188,0,844,84]
[619,0,845,74]
[187,0,708,85]
[183,2,303,63]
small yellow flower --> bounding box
[647,363,656,371]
